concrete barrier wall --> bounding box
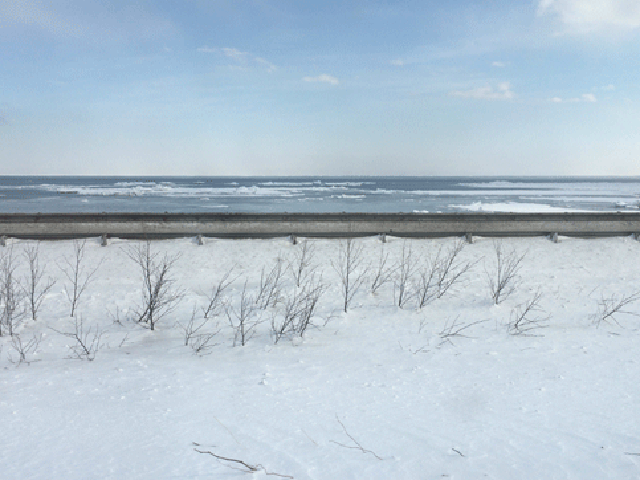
[1,212,640,240]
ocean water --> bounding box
[0,176,639,213]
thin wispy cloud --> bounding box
[550,93,597,102]
[492,61,507,67]
[538,0,640,32]
[0,1,175,43]
[197,46,276,72]
[450,82,514,100]
[303,74,339,86]
[0,0,83,36]
[391,59,405,66]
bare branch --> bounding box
[330,414,383,461]
[0,245,27,337]
[179,305,220,355]
[58,239,102,317]
[272,274,326,343]
[486,241,527,305]
[593,291,640,328]
[395,241,418,309]
[124,241,184,331]
[289,240,316,287]
[202,268,236,318]
[226,279,260,346]
[50,316,104,361]
[509,290,548,336]
[370,244,396,295]
[193,447,293,478]
[256,258,285,310]
[416,239,476,309]
[439,317,487,347]
[332,238,369,313]
[23,243,56,322]
[9,333,41,365]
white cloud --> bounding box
[197,46,276,72]
[0,0,83,36]
[450,82,514,100]
[602,84,616,91]
[549,93,597,102]
[221,47,248,60]
[303,74,339,86]
[255,57,277,73]
[196,45,217,53]
[492,61,507,67]
[391,59,405,66]
[538,0,640,32]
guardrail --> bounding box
[1,212,640,241]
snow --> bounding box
[450,201,593,212]
[1,235,640,479]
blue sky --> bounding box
[1,0,639,176]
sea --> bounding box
[1,176,639,214]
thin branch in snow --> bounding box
[193,447,293,478]
[508,289,549,336]
[23,242,56,322]
[486,241,527,305]
[451,448,465,457]
[439,317,487,347]
[330,414,383,461]
[49,316,104,361]
[58,239,103,317]
[592,291,640,328]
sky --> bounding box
[1,0,639,176]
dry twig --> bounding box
[330,414,383,460]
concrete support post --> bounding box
[465,232,473,244]
[552,232,559,243]
[290,235,298,245]
[101,234,108,247]
[380,233,387,243]
[0,235,6,247]
[196,235,204,245]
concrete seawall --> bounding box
[1,212,640,240]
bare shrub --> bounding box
[592,290,640,328]
[226,280,259,346]
[9,333,41,365]
[415,239,475,309]
[395,241,418,308]
[255,258,285,310]
[180,306,220,355]
[438,317,487,347]
[289,239,316,287]
[508,290,548,335]
[272,274,326,343]
[0,246,26,337]
[486,241,527,305]
[202,268,235,318]
[50,316,103,361]
[370,244,396,295]
[23,243,56,322]
[125,241,184,331]
[332,238,369,313]
[59,239,102,317]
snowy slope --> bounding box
[1,235,640,479]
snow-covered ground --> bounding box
[1,235,640,479]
